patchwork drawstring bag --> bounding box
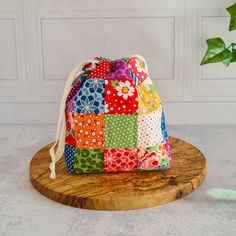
[49,55,171,179]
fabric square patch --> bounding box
[74,113,104,149]
[104,79,138,114]
[66,77,82,112]
[104,148,138,172]
[128,56,148,82]
[74,78,105,114]
[88,60,111,79]
[130,71,141,85]
[137,139,170,171]
[147,140,170,170]
[161,109,168,140]
[64,144,75,173]
[138,108,163,148]
[136,83,161,114]
[106,59,132,79]
[137,147,161,170]
[65,112,76,146]
[73,148,104,173]
[104,115,138,148]
[165,137,171,161]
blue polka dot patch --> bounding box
[64,144,75,173]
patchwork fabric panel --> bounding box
[74,148,104,173]
[104,148,138,172]
[74,113,104,149]
[161,110,168,140]
[88,60,111,79]
[63,55,171,174]
[138,107,163,148]
[104,114,138,148]
[74,78,105,114]
[137,139,170,170]
[136,83,161,114]
[128,56,148,82]
[66,76,82,112]
[130,71,141,85]
[107,59,132,79]
[64,144,75,173]
[105,79,138,114]
[137,148,161,170]
[142,77,159,93]
[147,140,171,170]
[65,112,75,146]
[166,139,171,164]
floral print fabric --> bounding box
[88,60,111,79]
[136,83,161,114]
[104,79,138,114]
[74,78,105,114]
[65,112,76,146]
[66,76,82,112]
[63,56,171,174]
[104,148,138,172]
[128,56,148,82]
[137,139,170,170]
[107,59,132,79]
[74,113,104,149]
[74,148,104,173]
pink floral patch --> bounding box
[128,57,148,82]
[137,148,161,170]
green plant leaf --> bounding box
[200,38,233,67]
[231,43,236,62]
[227,3,236,31]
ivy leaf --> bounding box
[227,3,236,31]
[200,38,233,67]
[231,43,236,62]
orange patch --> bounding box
[158,145,163,151]
[74,113,104,149]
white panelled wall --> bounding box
[0,0,236,124]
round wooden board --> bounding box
[30,137,206,211]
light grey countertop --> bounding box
[0,125,235,236]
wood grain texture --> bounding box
[29,137,206,211]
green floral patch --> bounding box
[104,114,138,148]
[73,148,104,173]
[147,142,170,170]
[159,157,169,170]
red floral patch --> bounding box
[104,79,138,114]
[65,112,75,146]
[104,148,138,172]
